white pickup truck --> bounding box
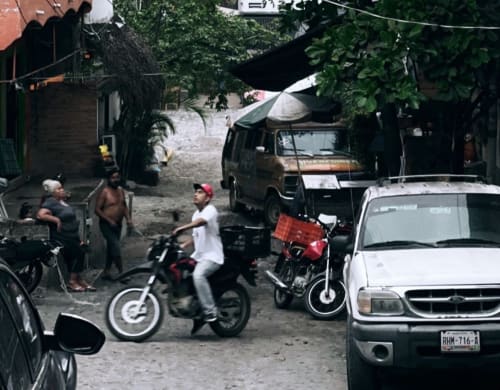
[332,175,500,390]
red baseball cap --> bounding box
[193,183,214,199]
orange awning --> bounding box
[29,74,65,90]
[0,0,92,51]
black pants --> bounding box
[99,219,122,270]
[60,239,85,273]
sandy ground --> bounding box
[130,109,246,236]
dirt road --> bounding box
[33,109,348,390]
[32,109,497,390]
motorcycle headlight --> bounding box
[357,289,404,315]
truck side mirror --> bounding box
[330,235,350,253]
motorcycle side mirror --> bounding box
[318,213,337,226]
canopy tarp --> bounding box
[229,24,328,91]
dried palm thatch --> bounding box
[86,21,167,181]
[96,23,163,110]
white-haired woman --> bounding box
[37,179,96,292]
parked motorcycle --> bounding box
[266,214,349,320]
[105,226,269,342]
[0,236,62,292]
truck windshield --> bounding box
[360,194,500,249]
[276,129,349,157]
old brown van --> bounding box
[221,120,368,226]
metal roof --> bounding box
[228,23,328,91]
[0,0,92,51]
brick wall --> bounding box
[30,83,101,178]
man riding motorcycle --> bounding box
[172,183,224,334]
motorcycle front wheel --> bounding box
[105,285,164,342]
[304,276,346,320]
[209,283,251,337]
[273,261,294,309]
[16,262,43,293]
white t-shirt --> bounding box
[191,204,224,265]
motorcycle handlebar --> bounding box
[152,234,181,248]
[294,214,352,239]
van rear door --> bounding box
[239,129,264,200]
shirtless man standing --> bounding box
[95,168,133,280]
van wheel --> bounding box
[229,181,243,212]
[264,194,281,227]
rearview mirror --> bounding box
[0,178,7,188]
[255,146,265,153]
[47,313,105,355]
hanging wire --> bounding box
[0,50,82,84]
[13,0,29,25]
[44,0,65,17]
[323,0,500,30]
[0,69,169,85]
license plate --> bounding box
[440,330,480,353]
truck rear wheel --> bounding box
[229,181,243,212]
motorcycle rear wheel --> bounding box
[105,285,164,342]
[209,283,250,337]
[304,276,346,320]
[16,262,43,293]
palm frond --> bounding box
[180,98,207,132]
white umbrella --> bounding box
[234,91,337,129]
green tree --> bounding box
[283,0,500,174]
[113,0,289,109]
[86,22,170,182]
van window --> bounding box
[263,132,275,153]
[230,131,246,162]
[244,129,263,151]
[276,129,348,156]
[222,129,235,161]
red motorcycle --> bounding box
[266,214,350,320]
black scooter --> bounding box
[0,235,62,292]
[0,177,63,292]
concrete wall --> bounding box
[30,83,101,178]
[0,220,49,240]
